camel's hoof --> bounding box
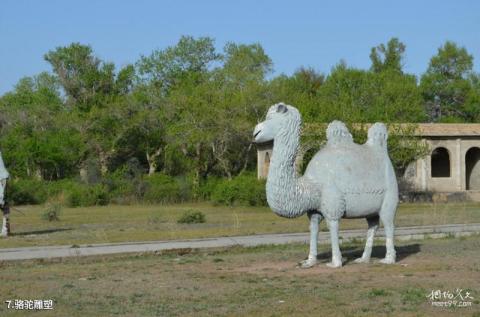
[299,259,317,269]
[379,257,396,264]
[326,260,342,268]
[354,257,370,264]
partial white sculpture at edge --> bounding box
[0,150,10,237]
[253,103,398,268]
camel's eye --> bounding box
[276,104,288,113]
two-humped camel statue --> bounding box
[253,103,398,268]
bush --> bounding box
[198,177,222,201]
[177,210,206,224]
[143,173,182,204]
[6,179,111,207]
[175,175,194,202]
[65,183,109,207]
[103,168,140,205]
[211,173,266,206]
[42,203,62,221]
[7,179,48,205]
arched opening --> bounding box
[431,147,450,177]
[466,147,480,190]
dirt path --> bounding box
[1,223,479,261]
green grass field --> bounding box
[0,235,479,316]
[1,202,480,248]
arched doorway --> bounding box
[431,147,450,177]
[466,147,480,190]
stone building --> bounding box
[256,123,480,201]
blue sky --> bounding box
[1,0,479,94]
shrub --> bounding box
[7,179,48,205]
[175,175,194,202]
[6,179,111,207]
[198,177,222,201]
[143,173,182,204]
[177,210,206,224]
[42,203,62,221]
[65,183,109,207]
[104,169,139,205]
[211,173,266,206]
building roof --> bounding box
[303,123,480,137]
[413,124,480,137]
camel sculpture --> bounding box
[253,103,398,268]
[0,150,10,237]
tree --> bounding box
[44,43,116,111]
[115,64,136,95]
[222,42,272,85]
[268,67,324,122]
[316,62,425,123]
[0,75,83,179]
[116,98,168,175]
[137,36,221,94]
[370,38,406,73]
[420,41,474,121]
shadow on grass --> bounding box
[315,244,421,263]
[12,228,73,236]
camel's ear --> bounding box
[276,103,288,113]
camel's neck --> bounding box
[266,122,314,218]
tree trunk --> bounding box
[34,168,42,180]
[241,143,253,173]
[192,142,203,200]
[99,154,109,176]
[79,165,88,183]
[146,148,162,176]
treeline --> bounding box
[0,36,479,205]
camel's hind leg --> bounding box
[1,203,10,237]
[326,219,343,268]
[379,190,398,264]
[354,215,379,263]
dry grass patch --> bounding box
[1,202,479,248]
[0,236,479,316]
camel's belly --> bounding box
[343,193,384,218]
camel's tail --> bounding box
[326,120,353,145]
[367,123,388,147]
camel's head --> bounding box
[253,103,301,143]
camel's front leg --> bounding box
[299,212,322,268]
[326,219,342,268]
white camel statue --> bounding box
[253,103,398,268]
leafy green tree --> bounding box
[222,42,272,85]
[115,64,136,95]
[44,43,116,110]
[116,98,168,175]
[268,67,324,121]
[137,36,221,94]
[1,73,63,111]
[315,63,426,123]
[420,41,475,121]
[0,35,467,199]
[0,75,84,179]
[370,38,406,73]
[465,73,480,119]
